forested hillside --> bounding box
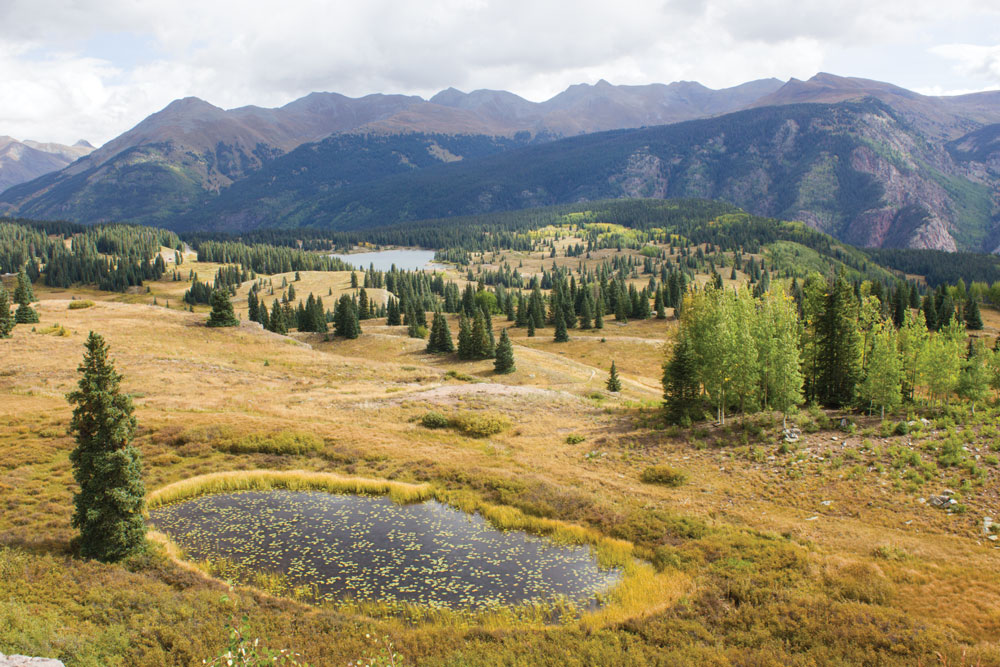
[169,100,999,253]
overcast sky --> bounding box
[2,0,999,146]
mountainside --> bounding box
[0,137,93,193]
[2,73,1000,251]
[0,78,787,224]
[173,99,999,252]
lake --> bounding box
[148,490,621,610]
[329,249,443,272]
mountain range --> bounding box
[0,137,93,193]
[2,73,999,252]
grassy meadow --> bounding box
[2,245,1000,665]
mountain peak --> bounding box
[74,139,94,148]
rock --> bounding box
[820,500,833,506]
[984,517,994,536]
[942,489,955,496]
[929,495,951,508]
[783,427,801,443]
[805,516,819,521]
[917,497,926,504]
[920,418,931,426]
[0,655,65,667]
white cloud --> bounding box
[931,44,1000,86]
[0,0,997,145]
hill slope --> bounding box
[175,99,998,252]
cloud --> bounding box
[0,0,996,145]
[931,43,1000,85]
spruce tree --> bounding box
[269,299,287,334]
[67,333,146,562]
[966,299,984,330]
[527,317,536,337]
[0,287,13,338]
[207,289,239,327]
[334,295,360,339]
[553,307,569,342]
[494,329,516,374]
[662,333,699,423]
[816,271,861,408]
[471,311,494,358]
[426,312,455,353]
[594,298,604,329]
[13,270,38,324]
[457,314,475,359]
[606,360,622,392]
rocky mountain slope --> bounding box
[0,137,93,193]
[168,99,998,253]
[2,73,999,251]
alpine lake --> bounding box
[329,248,444,272]
[148,490,622,611]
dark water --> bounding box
[148,490,621,610]
[329,249,443,272]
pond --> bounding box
[329,248,444,272]
[148,490,621,610]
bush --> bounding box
[68,300,95,310]
[452,412,510,438]
[640,465,688,487]
[216,431,323,456]
[420,411,450,429]
[565,434,586,444]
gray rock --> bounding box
[783,427,801,443]
[0,654,65,667]
[929,495,951,508]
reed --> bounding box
[146,469,432,510]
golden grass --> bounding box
[147,469,433,509]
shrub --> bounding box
[216,431,324,456]
[640,465,688,487]
[420,411,450,429]
[452,412,510,438]
[565,434,586,444]
[68,300,95,310]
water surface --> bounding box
[329,249,443,272]
[148,490,620,610]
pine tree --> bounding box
[334,295,360,339]
[457,314,474,359]
[426,312,455,353]
[494,329,515,374]
[207,289,239,327]
[13,270,38,324]
[662,332,699,423]
[816,271,861,408]
[606,361,622,392]
[966,298,984,330]
[553,307,569,342]
[269,299,287,334]
[247,291,260,323]
[471,310,494,358]
[527,317,536,337]
[594,297,604,329]
[0,287,13,338]
[67,333,146,562]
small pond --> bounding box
[329,249,444,272]
[148,490,621,610]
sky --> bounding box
[2,0,999,146]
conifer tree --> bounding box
[334,295,360,338]
[457,314,474,358]
[579,295,593,329]
[426,312,455,353]
[67,333,146,562]
[207,289,239,327]
[471,310,494,358]
[387,298,401,326]
[606,360,622,392]
[816,271,861,407]
[662,332,699,423]
[553,307,569,342]
[269,299,287,334]
[247,291,260,323]
[527,317,536,337]
[966,298,983,330]
[13,270,38,324]
[494,329,515,374]
[594,297,604,329]
[0,287,13,338]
